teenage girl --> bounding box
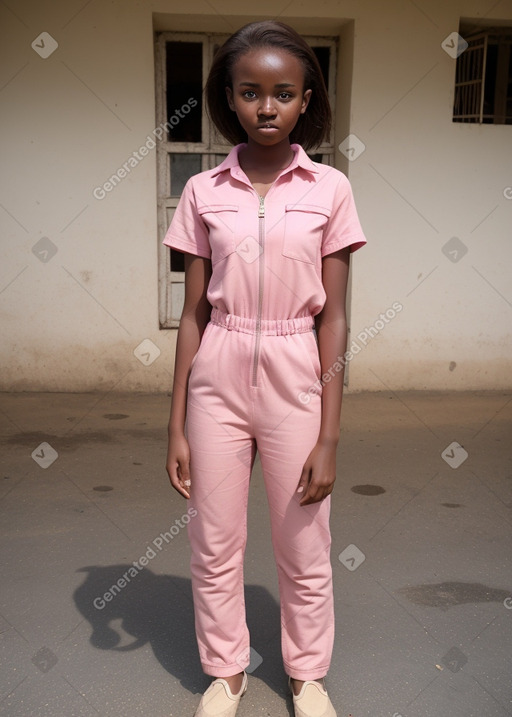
[164,20,366,717]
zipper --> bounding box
[251,195,265,387]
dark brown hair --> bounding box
[205,21,331,151]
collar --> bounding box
[211,143,320,179]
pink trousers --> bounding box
[185,310,334,680]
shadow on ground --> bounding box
[74,565,289,700]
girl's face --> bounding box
[225,47,312,148]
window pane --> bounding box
[170,153,201,195]
[170,280,185,319]
[312,46,330,90]
[507,46,512,123]
[483,43,498,121]
[166,41,202,142]
[170,248,185,273]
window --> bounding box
[453,25,512,124]
[155,31,337,328]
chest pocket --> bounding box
[198,204,238,264]
[283,204,331,264]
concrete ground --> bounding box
[0,390,511,717]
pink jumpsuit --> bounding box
[163,144,366,680]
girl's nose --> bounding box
[259,96,277,116]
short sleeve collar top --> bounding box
[163,143,366,320]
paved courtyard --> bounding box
[1,390,511,716]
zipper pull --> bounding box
[258,195,265,218]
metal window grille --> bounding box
[453,34,487,122]
[453,28,512,124]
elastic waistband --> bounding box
[210,308,314,336]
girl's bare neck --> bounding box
[239,141,295,196]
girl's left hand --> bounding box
[296,439,337,506]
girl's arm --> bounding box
[166,253,212,498]
[297,247,350,505]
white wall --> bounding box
[348,1,512,390]
[1,0,510,392]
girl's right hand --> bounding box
[166,430,192,499]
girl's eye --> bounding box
[243,90,257,99]
[278,92,292,100]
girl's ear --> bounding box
[225,86,235,111]
[301,88,312,114]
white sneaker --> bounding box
[289,678,337,717]
[194,672,248,717]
